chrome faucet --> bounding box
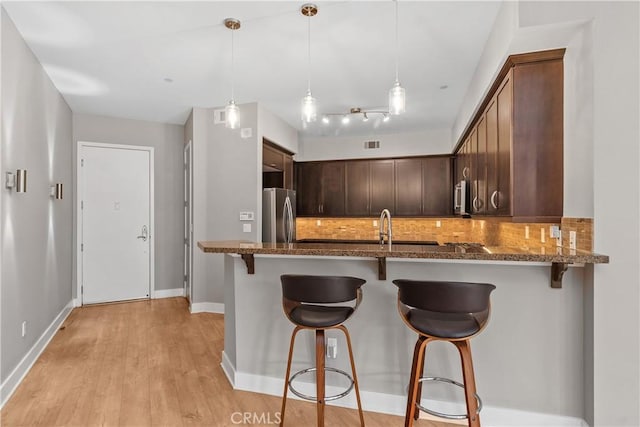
[379,209,392,247]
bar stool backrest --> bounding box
[281,274,366,304]
[393,280,495,314]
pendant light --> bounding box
[388,0,405,115]
[301,4,318,123]
[224,18,241,129]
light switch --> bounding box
[243,223,251,233]
[241,128,252,139]
[239,211,254,221]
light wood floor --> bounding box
[1,297,453,426]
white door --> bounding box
[184,141,193,303]
[80,143,153,304]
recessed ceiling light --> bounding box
[341,115,350,125]
[164,78,174,83]
[322,116,330,124]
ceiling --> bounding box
[2,1,502,138]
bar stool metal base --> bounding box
[416,376,482,420]
[288,367,355,402]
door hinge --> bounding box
[184,201,188,207]
[184,274,188,282]
[81,285,83,294]
[81,159,84,167]
[81,243,84,252]
[81,201,84,209]
[184,238,188,245]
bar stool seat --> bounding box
[279,274,366,427]
[289,305,354,328]
[393,279,496,427]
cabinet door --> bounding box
[468,127,479,214]
[320,162,345,216]
[395,158,423,216]
[345,161,370,216]
[283,155,293,190]
[370,160,395,214]
[423,156,452,216]
[497,72,512,216]
[295,162,322,216]
[485,97,499,214]
[475,115,487,214]
[263,145,284,170]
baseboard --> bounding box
[221,351,236,386]
[228,370,587,427]
[0,299,74,408]
[190,302,224,314]
[153,288,184,299]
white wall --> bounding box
[1,9,73,381]
[296,128,452,162]
[191,103,299,305]
[72,113,185,293]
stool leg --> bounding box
[280,326,302,427]
[315,329,326,427]
[454,340,480,427]
[413,338,427,421]
[405,336,430,427]
[337,325,365,426]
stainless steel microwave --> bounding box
[454,180,471,216]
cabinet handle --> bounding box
[473,197,483,212]
[462,167,469,179]
[491,190,498,210]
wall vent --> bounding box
[213,109,226,124]
[364,140,380,149]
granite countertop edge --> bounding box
[197,241,609,264]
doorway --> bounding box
[77,142,154,305]
[184,141,193,304]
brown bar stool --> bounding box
[279,274,366,427]
[392,279,496,427]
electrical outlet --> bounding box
[21,321,26,338]
[435,220,441,228]
[373,220,378,227]
[569,231,577,250]
[524,226,530,239]
[550,225,560,238]
[316,219,321,226]
[556,230,562,247]
[540,228,546,243]
[242,223,251,233]
[326,338,338,359]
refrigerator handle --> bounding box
[284,196,293,243]
[287,197,294,243]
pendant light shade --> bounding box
[389,0,406,115]
[224,18,241,129]
[225,100,240,129]
[301,4,318,123]
[301,90,317,123]
[389,80,406,115]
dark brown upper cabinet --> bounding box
[369,160,395,214]
[395,158,423,216]
[295,161,345,216]
[262,140,294,190]
[422,156,453,216]
[345,161,371,216]
[454,48,564,222]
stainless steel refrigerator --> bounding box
[262,188,296,243]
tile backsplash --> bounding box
[296,217,593,251]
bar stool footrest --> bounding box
[288,367,354,402]
[416,376,482,420]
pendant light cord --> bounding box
[307,13,311,93]
[231,27,235,101]
[394,0,399,82]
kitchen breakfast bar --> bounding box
[198,240,609,423]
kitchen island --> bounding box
[199,240,608,425]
